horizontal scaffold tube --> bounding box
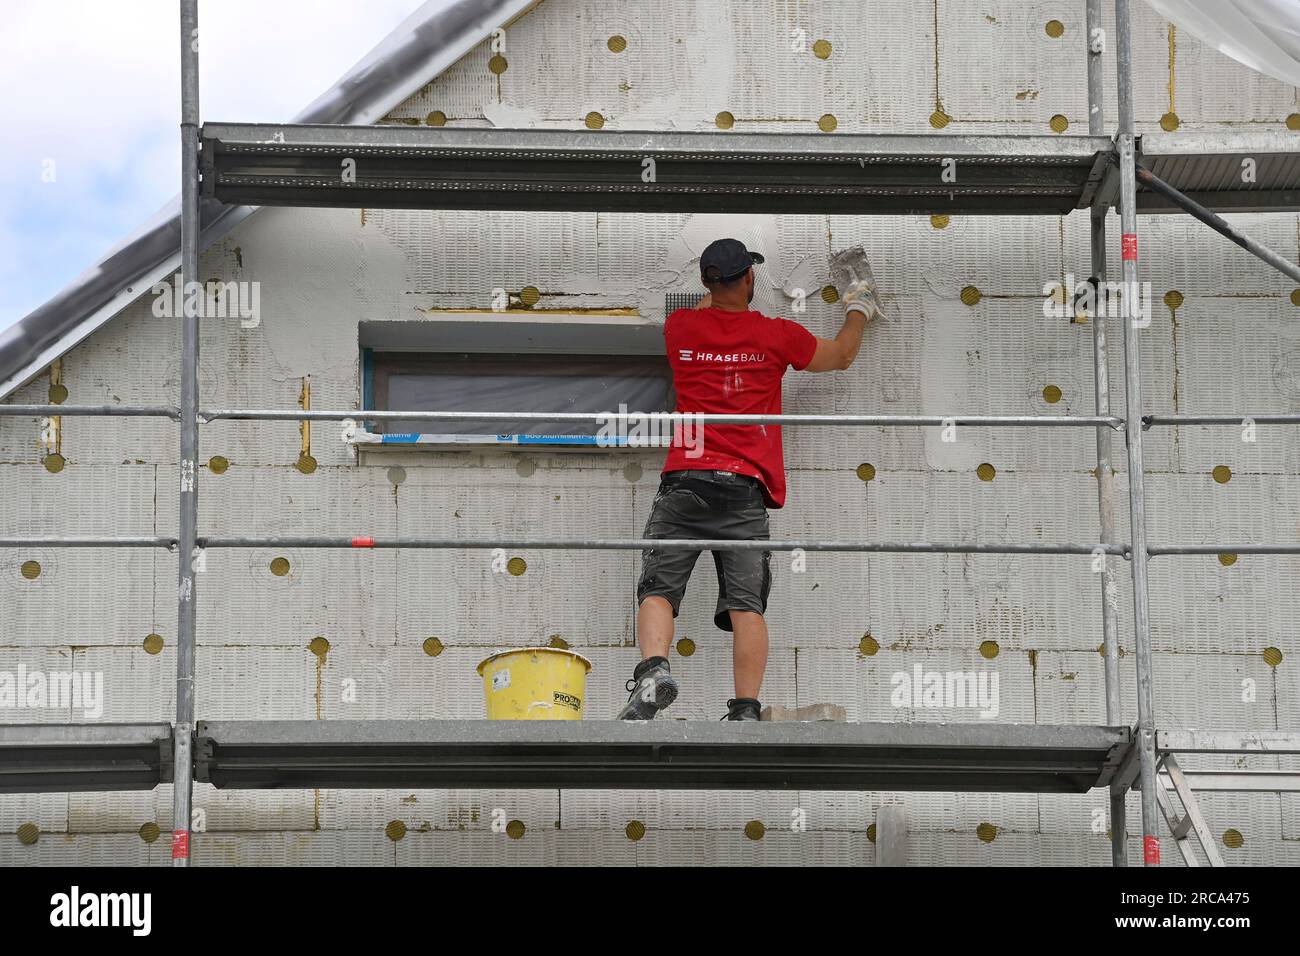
[0,536,178,548]
[199,408,1124,428]
[1148,544,1300,556]
[199,535,1130,556]
[9,537,1300,558]
[0,404,181,419]
[1145,414,1300,427]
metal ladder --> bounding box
[1152,732,1300,866]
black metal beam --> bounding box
[0,723,173,793]
[195,720,1131,794]
[1136,132,1300,214]
[201,124,1113,216]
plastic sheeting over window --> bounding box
[371,352,673,445]
[1145,0,1300,88]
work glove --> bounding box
[829,245,882,322]
[841,278,881,322]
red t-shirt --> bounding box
[662,307,817,508]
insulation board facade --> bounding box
[1,0,1298,865]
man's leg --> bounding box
[620,481,704,719]
[637,595,675,660]
[728,609,768,699]
[711,487,771,720]
[617,595,680,720]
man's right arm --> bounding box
[804,276,879,372]
[805,310,869,372]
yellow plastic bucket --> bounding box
[476,647,593,720]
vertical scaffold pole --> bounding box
[1086,0,1127,868]
[1115,0,1163,866]
[174,0,201,868]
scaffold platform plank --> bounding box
[1138,132,1300,213]
[0,723,173,793]
[201,124,1114,215]
[195,720,1131,794]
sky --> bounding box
[0,0,433,332]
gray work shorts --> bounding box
[636,470,772,632]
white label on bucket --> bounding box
[492,669,511,692]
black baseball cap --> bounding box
[700,238,765,283]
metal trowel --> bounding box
[829,245,876,290]
[828,245,883,321]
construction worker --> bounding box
[618,237,880,720]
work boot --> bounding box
[616,656,679,720]
[722,697,762,721]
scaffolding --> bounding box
[2,0,1299,867]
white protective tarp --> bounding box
[1145,0,1300,87]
